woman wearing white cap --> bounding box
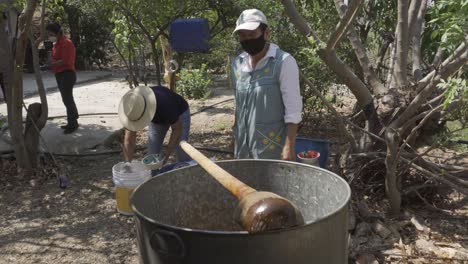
[119,86,190,164]
[230,9,303,161]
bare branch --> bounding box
[386,41,397,87]
[395,41,468,127]
[399,101,455,154]
[418,38,468,91]
[432,46,445,67]
[394,0,410,88]
[29,32,48,129]
[34,0,47,46]
[301,73,358,150]
[327,0,363,51]
[280,0,320,42]
[344,119,386,143]
[281,0,375,108]
[411,0,427,82]
[376,34,393,74]
[333,0,386,95]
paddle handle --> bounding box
[180,141,256,199]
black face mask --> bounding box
[240,33,266,56]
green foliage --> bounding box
[48,0,113,69]
[177,64,212,99]
[437,77,468,127]
[424,0,467,60]
[438,77,467,109]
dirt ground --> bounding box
[1,78,467,264]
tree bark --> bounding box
[10,0,38,169]
[333,0,386,95]
[160,35,176,90]
[411,1,427,82]
[394,0,409,88]
[385,128,401,214]
[24,103,42,168]
[327,0,363,51]
[150,41,162,86]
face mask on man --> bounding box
[49,36,57,43]
[240,33,266,56]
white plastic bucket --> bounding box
[112,161,151,215]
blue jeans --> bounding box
[147,109,191,162]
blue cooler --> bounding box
[169,18,210,53]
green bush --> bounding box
[177,64,212,100]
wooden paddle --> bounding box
[180,141,305,234]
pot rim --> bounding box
[131,159,351,236]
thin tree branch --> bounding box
[376,34,393,75]
[394,41,467,127]
[281,0,375,108]
[386,40,397,87]
[29,32,48,129]
[399,102,454,154]
[345,119,386,143]
[418,39,467,91]
[432,46,445,67]
[394,0,409,88]
[34,0,47,46]
[280,0,320,42]
[327,0,363,51]
[301,73,358,150]
[333,0,386,95]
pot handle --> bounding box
[150,229,186,259]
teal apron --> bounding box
[231,48,290,159]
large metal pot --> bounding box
[132,160,351,264]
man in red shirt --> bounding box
[46,23,78,134]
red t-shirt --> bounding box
[52,36,76,73]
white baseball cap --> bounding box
[233,9,268,33]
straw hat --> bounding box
[118,86,157,132]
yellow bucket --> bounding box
[112,162,151,215]
[115,187,135,215]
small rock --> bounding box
[355,254,378,264]
[382,248,402,255]
[101,120,107,123]
[372,221,392,239]
[415,239,438,255]
[29,179,38,187]
[411,216,430,233]
[438,247,468,260]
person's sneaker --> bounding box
[60,124,70,129]
[63,125,78,134]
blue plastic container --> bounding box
[295,137,330,168]
[169,18,210,53]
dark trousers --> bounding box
[55,71,78,125]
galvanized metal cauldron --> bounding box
[132,159,351,264]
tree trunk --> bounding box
[160,35,176,91]
[410,1,427,82]
[24,103,42,168]
[333,0,386,95]
[10,0,38,169]
[394,0,409,88]
[150,40,162,86]
[0,16,14,125]
[384,128,401,214]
